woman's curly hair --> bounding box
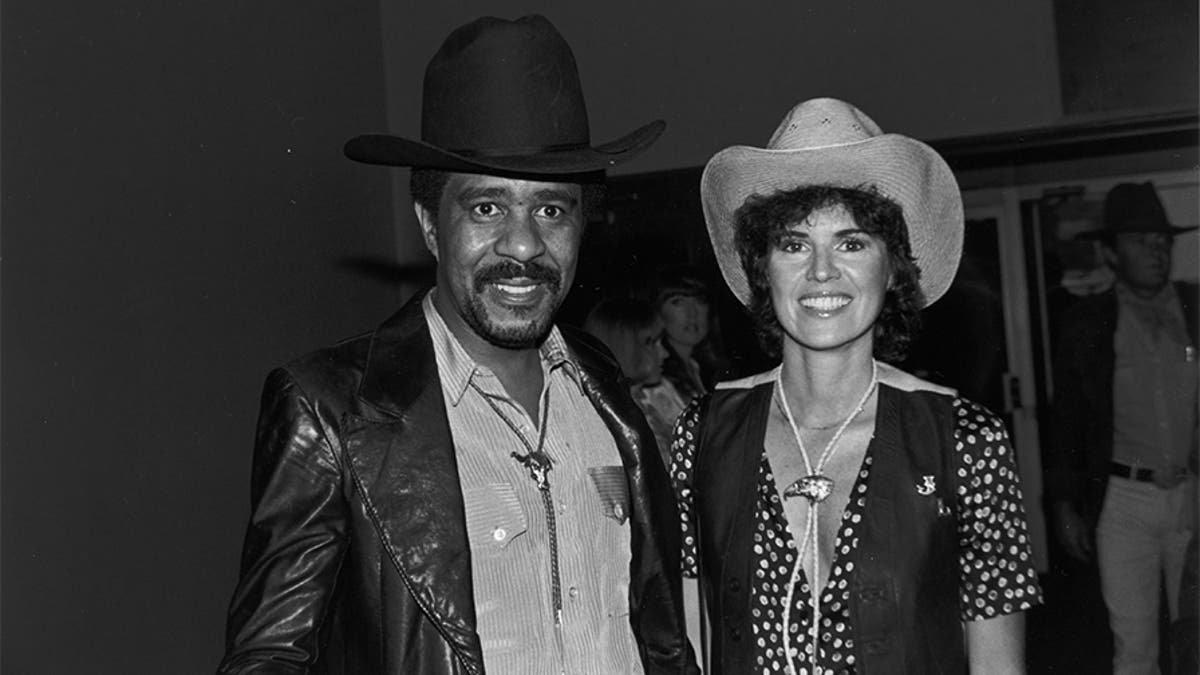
[733,184,923,364]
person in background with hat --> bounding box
[670,97,1042,674]
[1046,181,1198,674]
[218,15,696,675]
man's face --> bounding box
[1105,231,1173,295]
[417,173,585,350]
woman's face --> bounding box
[767,205,891,357]
[659,294,710,349]
[622,320,668,386]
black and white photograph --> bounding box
[4,1,1196,673]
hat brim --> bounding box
[1075,224,1199,240]
[344,120,665,178]
[700,134,964,308]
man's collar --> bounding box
[422,289,582,405]
[1115,280,1178,307]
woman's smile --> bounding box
[797,292,852,315]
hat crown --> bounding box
[1103,182,1172,233]
[766,98,884,151]
[421,15,590,156]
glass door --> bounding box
[903,190,1049,572]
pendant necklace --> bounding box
[777,359,878,675]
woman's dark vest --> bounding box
[692,382,966,674]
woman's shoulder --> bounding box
[876,361,956,396]
[713,365,780,391]
[878,363,1007,431]
[949,395,1009,437]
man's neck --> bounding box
[431,290,548,424]
[1117,279,1171,301]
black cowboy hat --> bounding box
[344,15,664,177]
[1079,182,1198,240]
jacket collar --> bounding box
[356,290,441,419]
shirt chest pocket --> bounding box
[462,483,528,553]
[588,465,631,524]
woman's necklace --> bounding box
[776,359,878,675]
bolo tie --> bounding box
[776,360,878,675]
[471,380,566,626]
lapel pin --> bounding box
[917,475,936,496]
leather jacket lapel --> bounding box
[564,329,642,471]
[346,295,483,671]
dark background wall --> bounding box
[2,1,1194,673]
[2,3,401,671]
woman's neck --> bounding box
[779,343,876,428]
[667,337,694,360]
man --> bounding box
[218,15,695,674]
[1046,181,1198,674]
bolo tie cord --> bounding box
[776,360,878,675]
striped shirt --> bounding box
[422,291,643,675]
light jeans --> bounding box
[1097,475,1196,675]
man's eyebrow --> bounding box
[455,186,510,204]
[531,188,579,206]
[453,186,578,208]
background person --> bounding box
[1046,181,1198,674]
[583,297,686,467]
[652,267,726,404]
[672,97,1042,674]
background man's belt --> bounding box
[1110,461,1155,482]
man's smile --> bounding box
[486,278,550,306]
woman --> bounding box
[653,267,725,403]
[672,98,1041,674]
[583,297,686,467]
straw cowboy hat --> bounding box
[701,97,963,307]
[1079,181,1198,241]
[344,15,664,177]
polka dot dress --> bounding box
[671,394,1042,674]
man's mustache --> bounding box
[473,261,561,293]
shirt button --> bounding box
[568,586,579,599]
[492,527,507,542]
[613,504,626,521]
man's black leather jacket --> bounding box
[218,294,696,674]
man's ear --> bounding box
[413,202,439,260]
